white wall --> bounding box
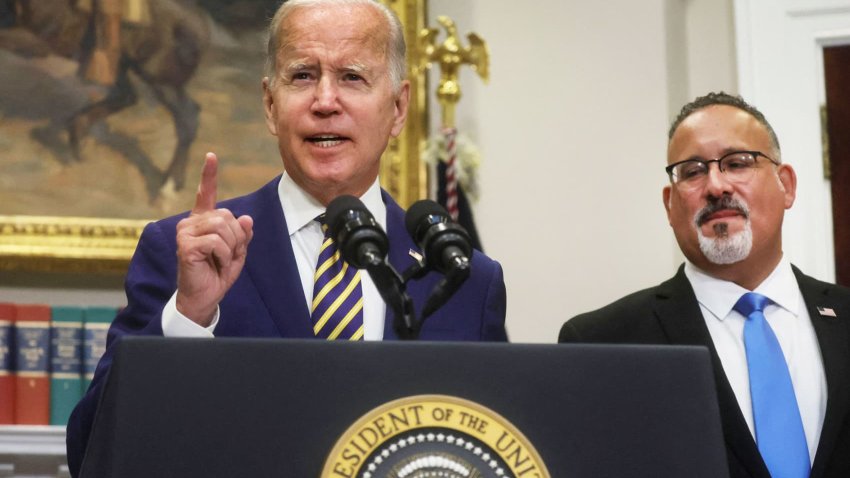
[428,0,737,342]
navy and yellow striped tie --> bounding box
[310,217,364,340]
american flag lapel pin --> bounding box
[817,307,838,318]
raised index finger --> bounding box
[192,152,218,214]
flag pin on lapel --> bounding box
[817,307,837,318]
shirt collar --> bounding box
[684,255,801,321]
[278,172,387,236]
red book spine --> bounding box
[14,304,51,425]
[0,303,14,424]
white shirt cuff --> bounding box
[161,292,219,338]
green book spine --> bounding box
[83,307,117,391]
[50,306,85,426]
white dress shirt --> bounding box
[161,173,387,340]
[685,257,827,462]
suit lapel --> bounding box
[243,177,314,338]
[654,266,770,478]
[652,267,711,346]
[796,268,850,478]
[381,191,425,340]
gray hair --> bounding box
[265,0,407,91]
[669,91,782,160]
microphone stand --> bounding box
[360,249,418,340]
[348,233,472,341]
[419,258,470,321]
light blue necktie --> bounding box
[735,292,810,478]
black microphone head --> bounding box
[326,195,367,230]
[405,199,472,274]
[405,199,450,242]
[325,195,388,268]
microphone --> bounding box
[405,200,473,319]
[405,200,473,275]
[326,195,388,269]
[326,195,417,339]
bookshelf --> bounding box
[0,426,69,478]
[0,301,117,477]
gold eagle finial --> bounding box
[419,16,489,128]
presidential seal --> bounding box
[322,395,549,478]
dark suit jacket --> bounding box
[66,177,508,477]
[559,264,850,478]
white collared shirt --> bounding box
[280,173,386,340]
[162,173,387,340]
[685,257,826,462]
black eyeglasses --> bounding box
[665,150,779,189]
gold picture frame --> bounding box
[0,0,428,275]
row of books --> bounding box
[0,303,117,426]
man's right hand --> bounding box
[175,153,254,326]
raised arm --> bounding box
[175,153,254,325]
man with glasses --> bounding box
[560,92,850,478]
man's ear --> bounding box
[262,77,278,136]
[777,163,797,209]
[390,80,410,138]
[662,185,673,225]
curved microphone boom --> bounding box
[326,195,417,339]
[405,200,473,319]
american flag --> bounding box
[434,128,483,251]
[817,307,838,318]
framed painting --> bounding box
[0,0,428,274]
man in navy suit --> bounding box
[560,92,850,478]
[66,1,507,475]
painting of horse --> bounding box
[0,0,282,220]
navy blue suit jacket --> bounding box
[66,177,507,476]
